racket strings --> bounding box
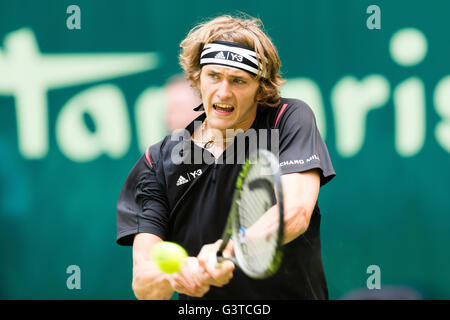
[235,160,281,274]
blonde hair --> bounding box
[179,14,285,107]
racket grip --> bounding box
[208,252,221,268]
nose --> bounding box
[216,80,233,101]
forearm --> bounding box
[244,204,309,247]
[132,260,174,300]
[246,204,309,245]
[282,206,309,244]
[280,171,320,244]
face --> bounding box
[197,64,260,132]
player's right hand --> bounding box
[167,257,211,297]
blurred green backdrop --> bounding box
[1,0,449,299]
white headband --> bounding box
[200,41,267,78]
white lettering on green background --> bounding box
[135,87,167,153]
[434,76,450,153]
[56,85,130,162]
[331,75,390,157]
[1,27,449,161]
[0,28,160,159]
[394,78,426,157]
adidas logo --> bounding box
[176,175,189,186]
[214,51,226,59]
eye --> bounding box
[209,73,218,79]
[233,78,245,84]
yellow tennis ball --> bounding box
[150,241,188,274]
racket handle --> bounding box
[214,254,237,266]
[208,252,220,268]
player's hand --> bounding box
[197,240,235,288]
[167,257,211,297]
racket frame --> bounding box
[216,149,284,279]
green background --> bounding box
[1,0,449,299]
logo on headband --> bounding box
[214,51,244,63]
[214,51,226,59]
[230,53,243,62]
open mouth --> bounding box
[213,103,235,114]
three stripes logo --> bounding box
[214,51,226,59]
[176,175,189,186]
[176,169,203,186]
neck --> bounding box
[192,107,258,149]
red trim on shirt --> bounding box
[274,104,288,128]
[145,147,153,168]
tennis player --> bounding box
[116,14,336,299]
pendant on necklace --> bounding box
[204,140,215,149]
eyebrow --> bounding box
[207,68,251,80]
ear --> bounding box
[193,72,202,99]
[254,83,263,103]
[195,69,202,90]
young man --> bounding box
[116,14,336,299]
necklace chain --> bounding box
[192,119,235,149]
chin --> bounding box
[208,117,235,130]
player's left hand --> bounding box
[197,240,235,288]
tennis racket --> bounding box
[213,149,284,279]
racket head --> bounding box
[228,149,284,279]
